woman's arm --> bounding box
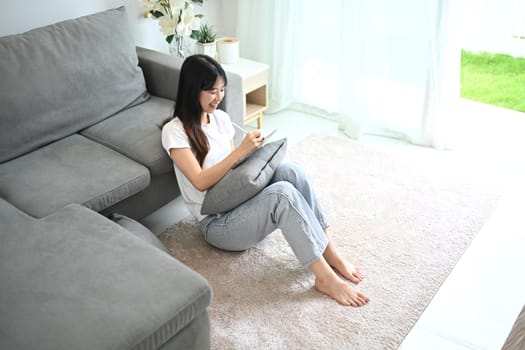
[169,130,262,191]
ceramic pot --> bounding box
[195,41,216,58]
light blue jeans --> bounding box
[199,162,330,266]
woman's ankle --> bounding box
[310,257,339,282]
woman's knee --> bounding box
[267,180,298,196]
[273,162,308,184]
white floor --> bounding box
[397,101,525,350]
[142,99,525,349]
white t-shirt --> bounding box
[161,109,236,221]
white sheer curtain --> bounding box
[237,0,461,149]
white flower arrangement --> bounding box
[144,0,204,44]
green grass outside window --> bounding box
[461,50,525,113]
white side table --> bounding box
[222,58,269,129]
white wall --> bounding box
[0,0,132,36]
[2,0,523,57]
[461,0,525,57]
[219,0,239,38]
[0,0,239,54]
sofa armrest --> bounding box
[0,198,212,350]
[136,46,181,101]
[223,70,244,146]
[136,46,244,145]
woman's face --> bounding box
[199,77,226,115]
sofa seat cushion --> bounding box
[0,134,149,218]
[0,199,212,350]
[0,6,149,163]
[81,96,173,176]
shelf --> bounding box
[245,103,266,123]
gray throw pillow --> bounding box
[0,6,149,162]
[201,138,288,215]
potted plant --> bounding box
[192,23,218,58]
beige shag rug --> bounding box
[159,135,501,350]
[502,304,525,350]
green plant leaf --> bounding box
[151,10,164,18]
[166,34,174,44]
[193,23,217,43]
[190,30,199,40]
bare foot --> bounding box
[322,241,364,284]
[314,275,369,307]
[310,256,368,306]
[331,261,364,284]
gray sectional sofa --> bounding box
[0,6,243,350]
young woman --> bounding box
[161,54,369,307]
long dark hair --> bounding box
[163,54,228,166]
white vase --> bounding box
[195,41,217,58]
[169,35,185,59]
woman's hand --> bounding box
[237,130,263,158]
[169,130,265,192]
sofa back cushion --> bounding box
[0,6,149,163]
